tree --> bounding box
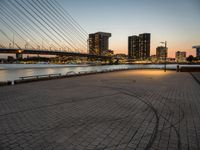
[186,55,194,63]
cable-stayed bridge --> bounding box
[0,0,110,59]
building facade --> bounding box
[128,36,139,59]
[192,46,200,58]
[128,33,150,60]
[197,48,200,58]
[175,51,186,62]
[156,46,168,61]
[89,32,111,56]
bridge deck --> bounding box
[0,48,111,59]
[0,70,200,150]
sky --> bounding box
[60,0,200,57]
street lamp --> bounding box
[160,41,167,72]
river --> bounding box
[0,64,199,82]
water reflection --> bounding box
[0,64,199,82]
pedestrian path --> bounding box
[0,70,200,150]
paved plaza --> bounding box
[0,70,200,150]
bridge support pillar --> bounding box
[16,53,23,60]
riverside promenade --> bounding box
[0,70,200,150]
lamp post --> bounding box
[160,41,167,72]
[12,33,15,49]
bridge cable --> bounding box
[7,0,63,50]
[50,0,88,37]
[46,0,88,41]
[29,0,84,51]
[0,3,47,50]
[38,0,87,50]
[0,14,35,49]
[0,29,21,49]
[21,0,79,51]
[9,0,65,50]
[3,1,58,50]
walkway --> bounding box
[0,70,200,150]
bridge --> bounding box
[0,0,108,60]
[0,48,111,60]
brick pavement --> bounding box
[0,70,200,150]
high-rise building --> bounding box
[139,33,151,59]
[175,51,186,62]
[197,48,200,58]
[88,34,95,54]
[156,46,168,61]
[192,46,200,58]
[89,32,111,56]
[128,36,139,59]
[128,33,150,60]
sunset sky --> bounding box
[61,0,200,57]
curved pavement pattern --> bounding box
[0,70,200,150]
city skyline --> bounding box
[60,0,200,57]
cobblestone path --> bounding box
[0,70,200,150]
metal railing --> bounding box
[19,73,62,80]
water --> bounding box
[0,64,199,82]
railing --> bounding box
[19,73,62,80]
[13,73,62,84]
[66,71,77,75]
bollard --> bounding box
[177,65,180,72]
[7,81,12,85]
